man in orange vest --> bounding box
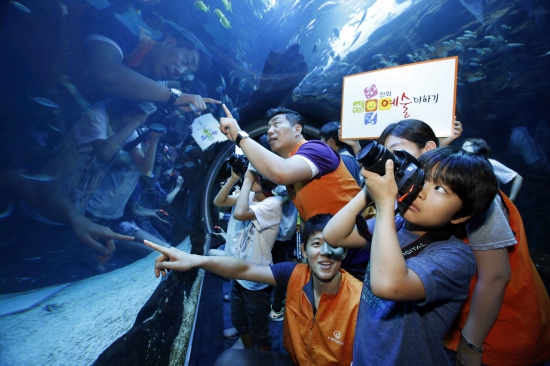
[219,105,360,223]
[144,214,362,365]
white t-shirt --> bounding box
[489,159,517,185]
[226,193,283,290]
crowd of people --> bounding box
[146,105,550,365]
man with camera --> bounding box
[219,105,361,223]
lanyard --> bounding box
[355,214,453,260]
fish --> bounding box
[306,19,316,30]
[193,1,210,13]
[462,33,476,38]
[14,170,60,182]
[406,54,415,61]
[29,96,60,108]
[356,8,368,30]
[457,37,468,41]
[470,62,481,66]
[229,70,238,84]
[303,0,315,12]
[332,27,340,38]
[289,0,302,12]
[467,76,486,82]
[15,277,33,282]
[507,43,524,47]
[11,1,31,13]
[464,30,476,35]
[539,51,550,57]
[215,85,224,93]
[220,17,231,29]
[485,24,492,34]
[318,1,337,12]
[214,9,225,19]
[442,41,453,47]
[372,54,384,59]
[501,24,511,30]
[484,36,498,42]
[220,74,226,89]
[470,57,481,62]
[497,35,506,42]
[221,0,232,12]
[24,257,43,261]
[238,78,246,92]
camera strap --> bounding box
[355,214,453,260]
[122,129,151,152]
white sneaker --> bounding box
[268,306,284,321]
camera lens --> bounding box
[226,153,249,176]
[356,140,396,176]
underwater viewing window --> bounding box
[0,0,549,364]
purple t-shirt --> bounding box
[295,140,340,178]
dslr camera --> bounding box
[356,140,425,213]
[226,153,249,176]
[146,105,186,133]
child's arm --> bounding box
[457,248,510,364]
[144,240,277,285]
[366,160,426,301]
[323,185,370,248]
[213,170,241,207]
[233,169,258,221]
[508,173,523,201]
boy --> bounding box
[323,147,499,365]
[212,165,282,351]
[144,214,363,366]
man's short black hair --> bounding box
[302,214,333,247]
[319,122,344,147]
[419,146,498,220]
[265,107,305,131]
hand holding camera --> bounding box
[356,140,424,214]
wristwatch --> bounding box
[168,88,182,106]
[236,131,249,147]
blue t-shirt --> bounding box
[338,147,361,185]
[295,140,340,178]
[352,218,476,366]
[271,262,320,315]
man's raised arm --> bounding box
[219,105,312,185]
[144,240,277,286]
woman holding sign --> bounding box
[377,119,550,366]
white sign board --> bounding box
[191,113,228,151]
[341,57,458,140]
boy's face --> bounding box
[301,232,343,283]
[403,179,468,228]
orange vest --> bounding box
[444,192,550,365]
[287,140,361,221]
[283,264,362,366]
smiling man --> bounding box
[219,106,360,222]
[144,214,362,366]
[80,4,219,111]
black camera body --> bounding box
[226,153,249,176]
[356,140,425,213]
[146,105,185,133]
